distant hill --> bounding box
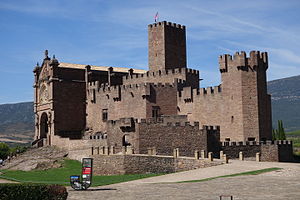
[0,102,34,144]
[0,75,299,144]
[268,75,300,132]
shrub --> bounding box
[0,143,10,160]
[0,183,68,200]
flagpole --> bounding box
[154,12,159,22]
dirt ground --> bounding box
[67,160,300,200]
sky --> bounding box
[0,0,300,104]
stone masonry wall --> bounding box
[148,21,186,71]
[122,68,199,89]
[86,83,179,133]
[178,51,272,142]
[134,121,207,157]
[221,141,293,162]
[91,154,222,175]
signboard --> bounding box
[70,175,81,190]
[82,158,93,189]
[70,158,93,190]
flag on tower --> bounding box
[154,12,159,22]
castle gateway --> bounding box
[32,21,291,162]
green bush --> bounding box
[0,183,68,200]
[10,145,28,157]
[0,143,10,160]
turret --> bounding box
[218,50,271,142]
[219,51,268,73]
[148,21,187,72]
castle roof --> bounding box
[59,62,147,74]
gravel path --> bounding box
[67,160,300,200]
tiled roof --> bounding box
[59,62,147,74]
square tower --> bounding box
[148,21,187,71]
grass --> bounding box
[286,130,300,137]
[0,159,162,186]
[176,168,282,183]
[287,130,300,148]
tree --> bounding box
[0,143,10,160]
[272,120,286,140]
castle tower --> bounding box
[219,51,272,141]
[148,21,187,71]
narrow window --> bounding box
[225,138,230,141]
[248,137,255,141]
[231,116,234,123]
[102,109,108,122]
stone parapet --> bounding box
[91,154,222,175]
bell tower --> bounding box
[148,21,187,71]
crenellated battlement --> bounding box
[87,81,177,103]
[198,85,222,96]
[204,125,220,131]
[221,140,292,147]
[178,85,222,102]
[219,51,268,73]
[123,68,198,84]
[148,21,186,30]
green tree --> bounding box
[272,120,286,140]
[0,143,10,160]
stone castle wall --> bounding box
[86,82,179,133]
[220,140,293,162]
[122,68,199,89]
[134,120,208,157]
[178,51,272,142]
[91,154,221,175]
[148,21,187,71]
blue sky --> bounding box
[0,0,299,104]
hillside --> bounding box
[0,102,34,144]
[0,75,299,144]
[268,75,300,132]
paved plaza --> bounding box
[68,160,300,200]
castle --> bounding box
[33,21,293,165]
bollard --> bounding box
[126,146,133,154]
[176,148,180,157]
[208,152,213,161]
[110,146,115,155]
[173,149,178,158]
[239,152,244,161]
[220,151,223,159]
[102,146,106,155]
[194,150,199,160]
[256,152,260,162]
[152,147,157,155]
[223,154,229,163]
[104,146,109,155]
[201,150,205,159]
[122,146,126,155]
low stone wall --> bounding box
[51,135,107,151]
[221,141,293,162]
[91,154,222,175]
